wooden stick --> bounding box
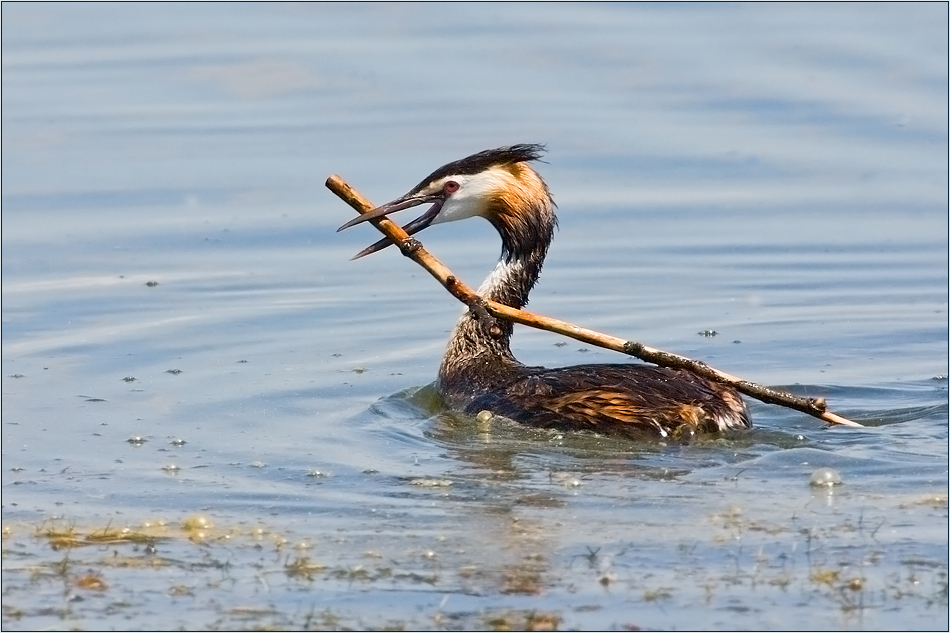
[326,174,863,428]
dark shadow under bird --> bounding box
[338,145,751,439]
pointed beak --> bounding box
[337,192,444,259]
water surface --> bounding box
[2,3,947,630]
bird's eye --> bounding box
[443,181,460,194]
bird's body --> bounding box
[340,145,751,438]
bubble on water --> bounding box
[410,478,452,487]
[475,410,493,432]
[809,467,842,487]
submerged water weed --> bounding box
[284,556,327,581]
[74,573,108,591]
[35,521,162,550]
[4,473,948,630]
[483,610,562,631]
[695,499,948,622]
[4,518,442,628]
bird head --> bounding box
[338,144,554,259]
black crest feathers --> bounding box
[408,144,546,195]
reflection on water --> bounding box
[2,2,947,630]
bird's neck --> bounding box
[437,194,556,405]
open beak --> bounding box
[337,192,444,259]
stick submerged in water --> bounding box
[325,174,863,429]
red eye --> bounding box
[444,181,459,194]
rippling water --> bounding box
[2,3,947,630]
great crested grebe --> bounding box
[338,145,751,438]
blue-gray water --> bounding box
[2,3,947,630]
